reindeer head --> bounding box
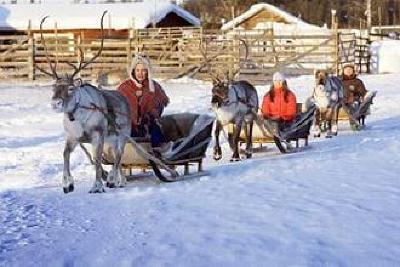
[314,69,329,86]
[50,76,82,112]
[201,39,248,109]
[38,12,107,112]
[210,78,230,108]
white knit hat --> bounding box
[130,54,155,92]
[272,72,286,82]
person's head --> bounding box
[343,64,355,77]
[134,62,148,82]
[272,72,286,89]
[130,54,155,92]
[269,72,290,102]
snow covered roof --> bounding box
[0,2,200,31]
[221,3,329,33]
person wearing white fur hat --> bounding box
[261,71,297,123]
[117,54,169,145]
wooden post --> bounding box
[126,38,132,71]
[378,6,382,38]
[366,0,372,34]
[76,34,82,78]
[331,9,339,75]
[27,20,35,80]
[54,22,58,69]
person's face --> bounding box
[273,80,284,88]
[134,63,148,82]
[343,67,354,77]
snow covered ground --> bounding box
[1,74,399,266]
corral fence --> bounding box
[0,27,370,85]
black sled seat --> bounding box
[102,113,214,174]
[339,90,377,124]
[159,113,214,163]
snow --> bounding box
[0,1,200,30]
[370,40,400,74]
[1,74,400,266]
[221,3,330,35]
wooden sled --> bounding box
[102,113,214,182]
[230,103,314,153]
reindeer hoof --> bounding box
[106,182,115,188]
[213,154,222,161]
[246,153,252,159]
[314,134,320,138]
[63,184,74,194]
[230,157,241,162]
[89,181,105,193]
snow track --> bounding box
[1,75,400,266]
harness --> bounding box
[67,87,129,134]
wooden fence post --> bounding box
[76,34,82,78]
[126,38,132,71]
[27,20,35,80]
[331,9,339,75]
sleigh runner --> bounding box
[101,113,214,181]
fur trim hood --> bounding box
[342,64,357,80]
[130,54,155,92]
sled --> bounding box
[102,113,214,182]
[339,91,377,123]
[230,103,315,153]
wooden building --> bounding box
[221,3,330,36]
[0,2,200,39]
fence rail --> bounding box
[0,28,370,84]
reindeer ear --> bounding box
[212,77,220,86]
[314,69,319,78]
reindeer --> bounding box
[197,39,258,161]
[38,11,128,193]
[41,12,177,193]
[211,78,258,161]
[306,69,344,138]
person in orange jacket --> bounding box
[262,72,297,128]
[117,55,169,146]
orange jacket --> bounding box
[261,87,297,122]
[117,79,168,130]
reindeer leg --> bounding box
[331,104,339,136]
[230,118,243,162]
[244,116,254,159]
[213,121,222,160]
[114,138,127,187]
[89,131,105,193]
[313,109,321,137]
[63,140,77,194]
[105,143,117,188]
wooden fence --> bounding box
[0,27,370,84]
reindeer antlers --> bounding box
[37,11,107,80]
[38,15,58,79]
[71,10,107,78]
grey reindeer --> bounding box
[198,40,258,161]
[211,78,258,161]
[41,12,177,194]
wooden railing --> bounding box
[0,27,353,84]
